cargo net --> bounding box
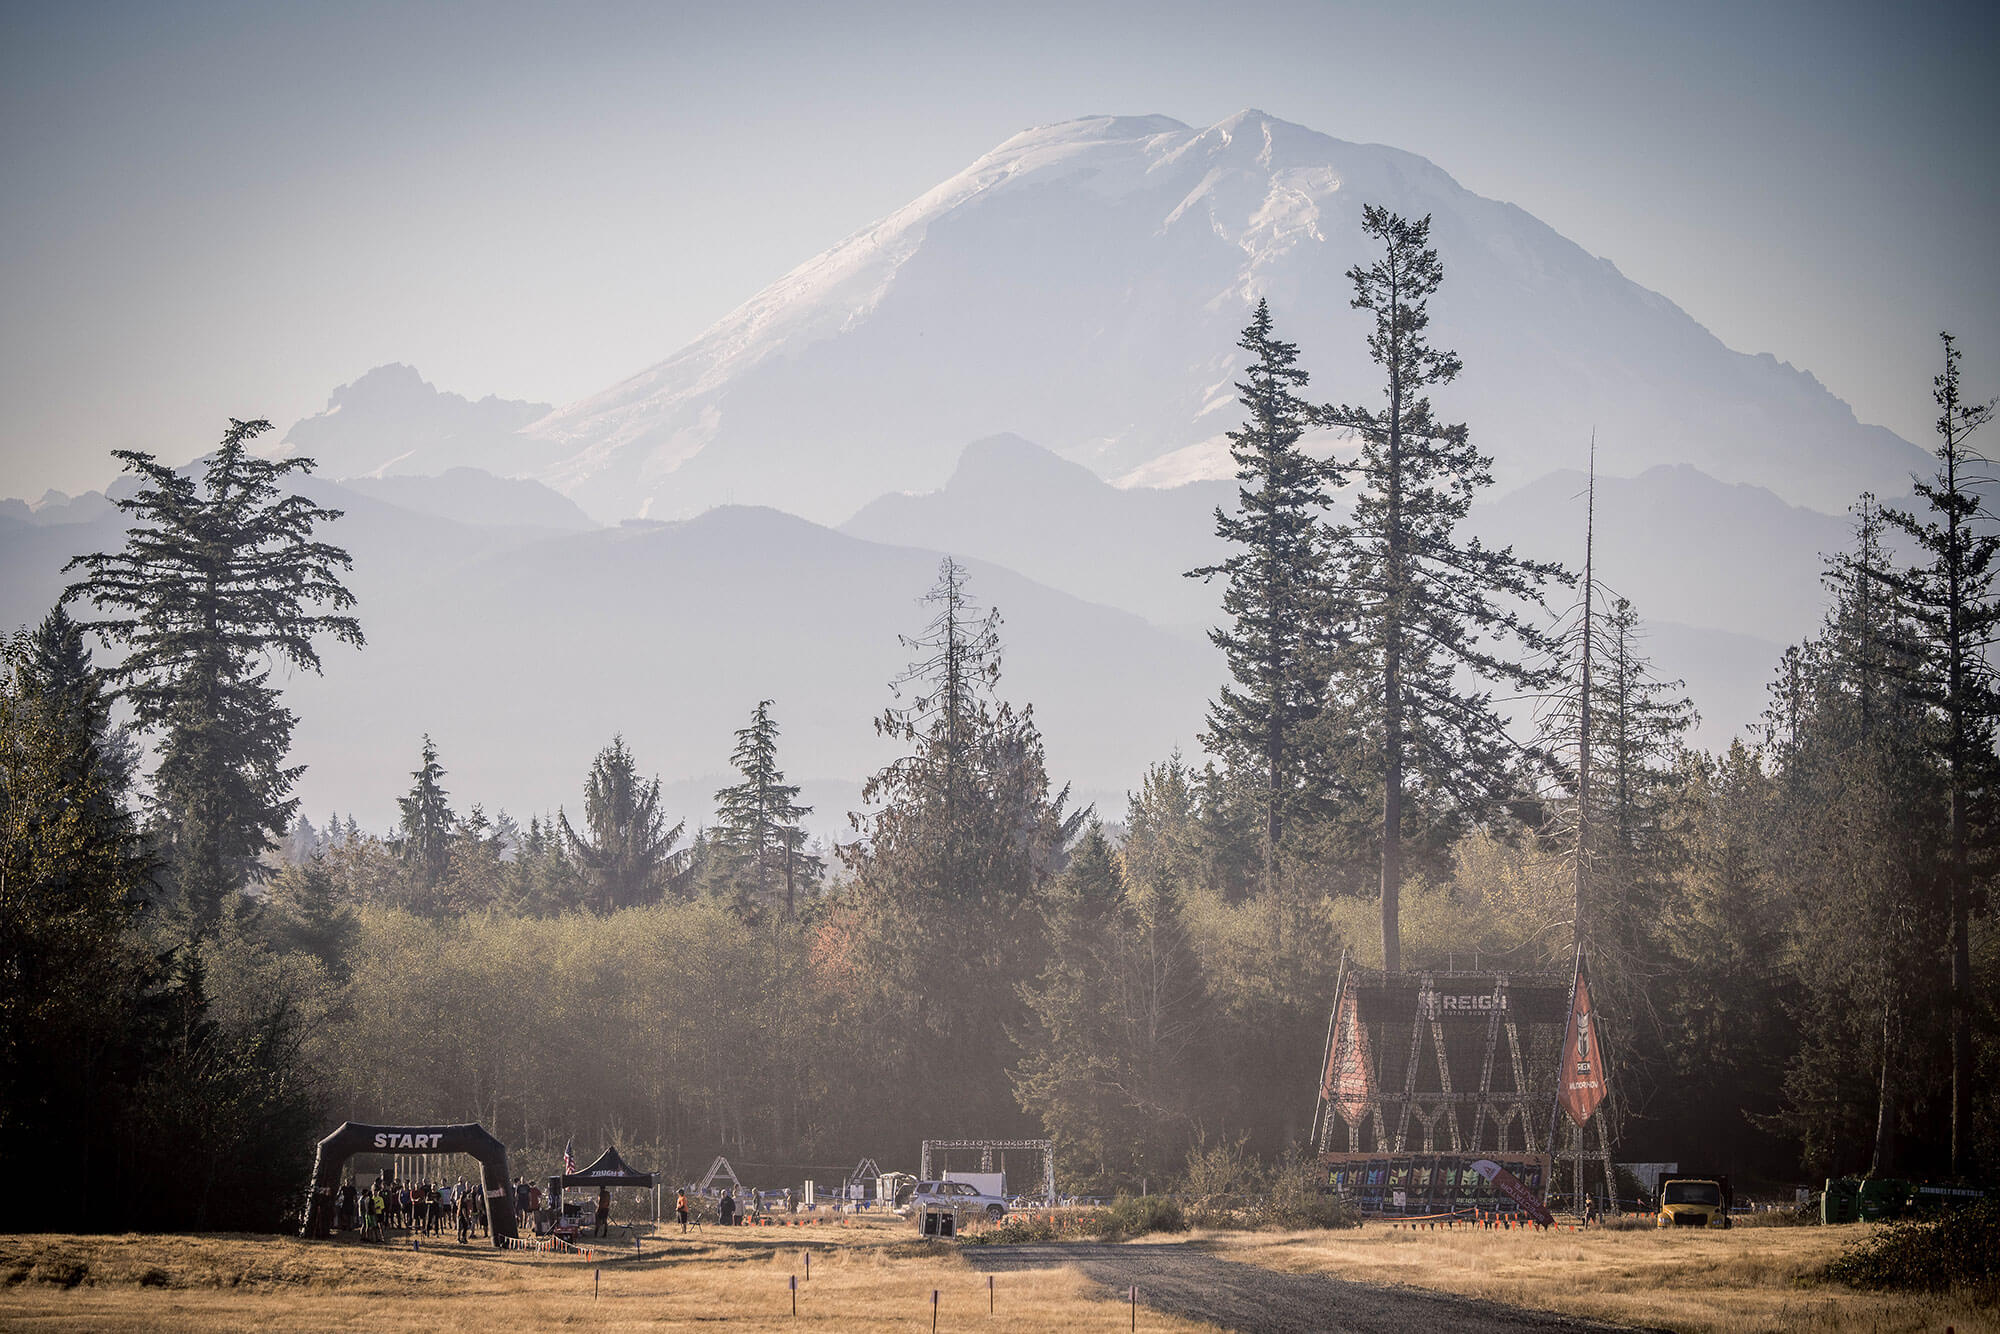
[1312,966,1568,1215]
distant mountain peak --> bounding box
[278,364,557,481]
[949,434,1104,490]
[504,109,1928,522]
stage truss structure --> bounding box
[919,1139,1055,1204]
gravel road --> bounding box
[965,1241,1664,1334]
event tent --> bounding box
[549,1145,655,1204]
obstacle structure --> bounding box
[697,1155,743,1195]
[845,1158,882,1202]
[919,1139,1054,1205]
[300,1121,518,1244]
[1312,959,1574,1217]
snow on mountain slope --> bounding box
[526,110,1926,522]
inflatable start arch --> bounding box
[300,1121,519,1244]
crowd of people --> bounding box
[333,1173,564,1244]
[325,1171,831,1244]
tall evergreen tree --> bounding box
[712,700,818,919]
[63,420,362,935]
[263,854,358,981]
[1597,597,1698,864]
[1320,207,1566,973]
[395,734,454,892]
[1539,586,1695,967]
[868,557,1004,898]
[1880,332,1999,1173]
[1760,512,1944,1176]
[835,559,1086,1142]
[1012,825,1128,1181]
[1108,845,1210,1184]
[1653,743,1797,1176]
[560,735,685,911]
[1188,300,1338,896]
[0,609,158,1215]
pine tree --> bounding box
[837,559,1087,1142]
[711,700,818,919]
[1011,825,1127,1181]
[63,420,362,935]
[1121,752,1209,903]
[395,735,454,892]
[868,557,1003,898]
[0,606,157,1219]
[281,815,321,866]
[1188,300,1338,896]
[1015,820,1212,1188]
[1539,586,1695,965]
[1879,332,1999,1173]
[1759,514,1945,1175]
[1654,743,1797,1173]
[1320,207,1567,973]
[560,735,685,912]
[1108,853,1210,1182]
[264,854,358,980]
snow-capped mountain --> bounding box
[524,110,1925,522]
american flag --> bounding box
[563,1139,575,1175]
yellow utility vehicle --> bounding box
[1655,1174,1732,1229]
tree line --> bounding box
[2,213,1995,1232]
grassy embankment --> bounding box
[1205,1218,1999,1333]
[0,1217,1220,1333]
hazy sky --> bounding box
[3,0,1994,501]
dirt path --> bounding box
[966,1241,1665,1334]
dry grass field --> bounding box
[1205,1219,1999,1333]
[0,1217,1221,1333]
[7,1214,1995,1333]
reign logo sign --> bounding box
[1419,990,1509,1018]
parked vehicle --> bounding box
[1656,1174,1732,1229]
[898,1179,1008,1222]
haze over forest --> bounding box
[4,7,1998,1243]
[0,112,1917,833]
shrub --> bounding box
[1105,1196,1187,1238]
[35,1260,88,1290]
[1822,1200,2000,1291]
[961,1213,1069,1246]
[1182,1136,1256,1204]
[1260,1145,1360,1230]
[1263,1190,1359,1230]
